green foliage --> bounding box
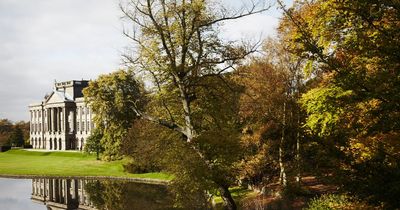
[119,0,273,208]
[280,0,400,208]
[0,119,29,146]
[300,86,352,137]
[83,69,145,160]
[8,127,24,147]
[84,128,104,160]
[305,194,372,210]
[121,119,165,173]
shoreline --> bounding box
[0,174,170,185]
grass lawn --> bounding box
[0,149,171,180]
[213,186,258,206]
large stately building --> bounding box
[29,80,94,150]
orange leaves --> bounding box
[235,60,287,122]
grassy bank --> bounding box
[0,149,171,180]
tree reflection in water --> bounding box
[85,179,177,210]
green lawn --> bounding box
[0,149,171,180]
[213,186,257,206]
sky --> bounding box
[0,0,291,122]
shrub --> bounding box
[123,160,161,174]
[305,194,375,210]
[0,146,11,152]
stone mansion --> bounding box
[29,80,94,150]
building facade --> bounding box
[29,80,94,150]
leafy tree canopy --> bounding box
[83,69,145,160]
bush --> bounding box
[0,146,11,152]
[23,145,33,149]
[123,160,161,174]
[305,194,375,210]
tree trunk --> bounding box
[219,185,237,210]
[295,110,301,185]
[295,77,302,185]
[279,101,287,188]
[178,82,196,142]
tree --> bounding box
[0,119,13,146]
[83,69,145,160]
[8,127,24,147]
[235,58,287,190]
[14,121,30,146]
[119,0,270,208]
[84,128,104,160]
[279,0,400,207]
[235,41,305,192]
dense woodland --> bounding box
[64,0,400,209]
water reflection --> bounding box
[0,178,43,210]
[31,178,93,209]
[31,178,176,210]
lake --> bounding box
[0,177,176,210]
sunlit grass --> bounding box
[0,149,171,180]
[213,186,258,205]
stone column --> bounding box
[54,108,57,132]
[57,107,60,133]
[45,109,48,132]
[55,108,58,132]
[60,108,64,132]
[48,108,51,132]
[50,108,54,133]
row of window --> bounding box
[77,106,91,116]
[31,107,92,120]
[77,121,94,132]
[31,110,42,120]
[31,123,42,133]
[31,121,94,133]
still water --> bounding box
[0,177,176,210]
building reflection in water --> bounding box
[31,178,177,210]
[31,178,95,210]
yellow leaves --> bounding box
[347,139,373,164]
[303,60,314,77]
[345,132,400,164]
